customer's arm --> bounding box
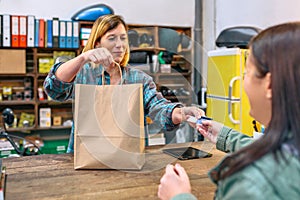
[216,126,254,153]
[197,121,254,153]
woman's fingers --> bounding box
[87,48,114,67]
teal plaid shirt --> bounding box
[44,63,182,153]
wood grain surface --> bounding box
[2,142,226,200]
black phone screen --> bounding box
[162,147,212,160]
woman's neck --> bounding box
[107,66,121,85]
[106,62,121,75]
[109,75,121,85]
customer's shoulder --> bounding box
[229,151,300,193]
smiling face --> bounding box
[244,50,272,127]
[96,23,128,63]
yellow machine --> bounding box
[206,48,255,136]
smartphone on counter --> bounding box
[162,147,212,160]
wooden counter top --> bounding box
[2,142,226,200]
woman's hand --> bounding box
[55,48,113,82]
[83,47,114,69]
[182,106,205,120]
[158,164,191,200]
[172,106,205,125]
[196,120,223,144]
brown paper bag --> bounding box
[74,83,145,170]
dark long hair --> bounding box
[212,22,300,180]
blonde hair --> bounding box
[82,14,130,67]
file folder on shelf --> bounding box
[59,21,66,48]
[34,19,39,47]
[66,21,72,48]
[72,21,79,48]
[2,14,11,47]
[52,17,59,48]
[19,16,27,47]
[46,19,53,48]
[44,20,48,47]
[11,15,19,47]
[27,15,35,47]
[38,19,45,47]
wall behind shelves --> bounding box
[2,0,300,42]
[0,0,194,26]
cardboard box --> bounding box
[40,108,51,118]
[40,118,51,127]
[39,108,51,127]
[53,116,62,126]
[0,49,26,74]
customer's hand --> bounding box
[196,120,223,144]
[158,164,191,200]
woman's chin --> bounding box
[113,54,125,62]
[113,58,122,63]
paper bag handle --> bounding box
[101,61,123,85]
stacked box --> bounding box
[40,108,51,127]
[0,49,26,74]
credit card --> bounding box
[197,116,213,124]
[187,116,213,125]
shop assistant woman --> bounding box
[44,14,203,153]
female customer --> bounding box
[158,22,300,199]
[44,14,203,153]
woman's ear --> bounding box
[94,41,101,48]
[265,72,272,99]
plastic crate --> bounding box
[41,139,69,154]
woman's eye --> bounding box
[242,71,247,79]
